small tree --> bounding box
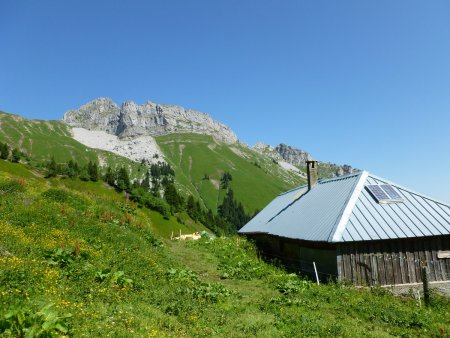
[104,166,115,186]
[220,171,233,189]
[87,161,99,182]
[151,177,160,197]
[46,157,58,178]
[66,160,80,178]
[79,166,90,181]
[164,183,184,212]
[116,167,131,192]
[0,142,10,160]
[140,171,151,190]
[186,195,200,222]
[11,148,21,163]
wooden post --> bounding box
[421,266,430,306]
[313,262,320,286]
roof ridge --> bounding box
[329,171,369,242]
[279,171,363,196]
[278,184,307,196]
[318,171,363,184]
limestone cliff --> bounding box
[63,98,238,144]
[253,142,355,178]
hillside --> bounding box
[0,109,306,216]
[0,111,148,181]
[1,160,449,337]
[156,133,304,214]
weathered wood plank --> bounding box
[376,241,386,286]
[325,236,450,286]
[368,242,377,285]
[413,240,422,282]
[424,239,436,281]
[438,238,448,281]
[398,240,406,284]
[405,240,416,283]
[390,241,401,285]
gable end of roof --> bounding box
[329,171,369,242]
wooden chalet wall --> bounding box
[337,235,450,286]
[250,234,338,280]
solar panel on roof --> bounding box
[366,184,403,203]
[366,185,389,202]
[380,184,403,200]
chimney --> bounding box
[306,160,318,190]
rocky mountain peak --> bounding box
[253,141,356,178]
[275,143,312,166]
[63,98,238,144]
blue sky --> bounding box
[1,0,449,202]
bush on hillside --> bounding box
[130,187,171,219]
[0,142,10,160]
[0,179,25,195]
[41,188,87,210]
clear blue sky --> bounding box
[1,0,449,202]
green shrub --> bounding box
[0,304,71,337]
[166,268,233,303]
[275,274,311,295]
[42,188,71,203]
[130,188,171,219]
[44,248,75,268]
[95,269,133,288]
[41,188,87,210]
[0,179,25,195]
[143,232,163,249]
[218,257,265,280]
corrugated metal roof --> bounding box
[238,171,450,243]
[340,174,450,242]
[239,185,308,233]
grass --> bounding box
[157,133,305,214]
[1,160,449,337]
[0,111,97,164]
[0,111,148,182]
[1,111,305,216]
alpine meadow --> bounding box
[0,103,449,337]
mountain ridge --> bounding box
[63,97,238,144]
[63,98,355,177]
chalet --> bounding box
[238,161,450,286]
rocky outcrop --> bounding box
[335,164,354,176]
[275,143,312,166]
[63,98,120,134]
[253,142,356,178]
[63,98,238,144]
[253,142,283,161]
[64,98,355,178]
[254,142,313,167]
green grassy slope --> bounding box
[0,111,147,181]
[157,133,305,214]
[1,160,449,337]
[0,111,97,163]
[1,112,305,215]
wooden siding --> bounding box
[337,235,450,286]
[250,234,338,280]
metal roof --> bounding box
[238,171,450,243]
